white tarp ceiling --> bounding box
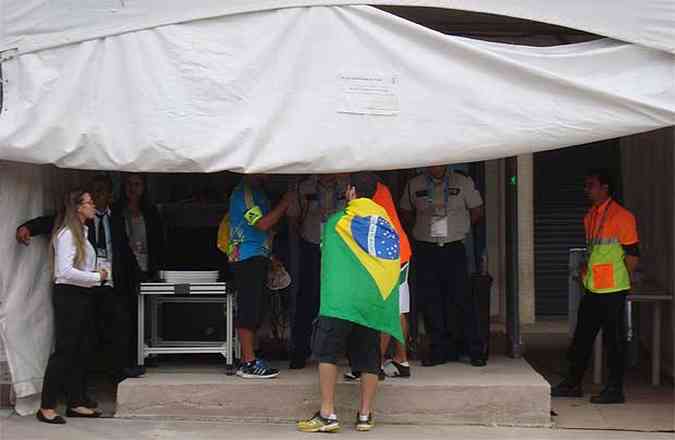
[3,1,675,55]
[0,2,673,173]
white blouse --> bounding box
[54,226,102,288]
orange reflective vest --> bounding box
[583,199,638,293]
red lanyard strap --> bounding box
[587,200,612,248]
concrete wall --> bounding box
[620,128,674,379]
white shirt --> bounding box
[54,226,102,288]
[288,176,349,244]
[400,171,483,243]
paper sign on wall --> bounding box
[338,73,399,116]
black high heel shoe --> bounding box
[36,410,66,424]
[66,408,102,418]
[81,396,99,409]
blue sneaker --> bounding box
[236,359,280,379]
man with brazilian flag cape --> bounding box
[319,196,404,343]
[297,172,401,434]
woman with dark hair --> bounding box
[38,189,107,424]
[115,173,165,281]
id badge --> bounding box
[96,258,112,283]
[430,216,448,238]
[135,253,149,271]
[96,247,108,260]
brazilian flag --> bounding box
[320,198,403,342]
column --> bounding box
[485,159,505,319]
[517,154,536,325]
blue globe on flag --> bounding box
[350,215,400,261]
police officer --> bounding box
[288,174,349,369]
[400,165,486,367]
[551,169,639,404]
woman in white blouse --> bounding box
[37,190,109,424]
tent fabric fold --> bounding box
[0,5,673,173]
[2,1,674,56]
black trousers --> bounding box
[91,286,132,374]
[41,284,94,409]
[290,239,321,361]
[231,256,270,330]
[414,240,484,360]
[567,291,627,389]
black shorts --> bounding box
[231,256,270,330]
[312,316,381,375]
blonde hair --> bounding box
[50,189,90,272]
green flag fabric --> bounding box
[319,198,403,342]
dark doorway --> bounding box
[533,141,622,317]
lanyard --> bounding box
[94,211,110,270]
[587,199,613,250]
[426,172,449,211]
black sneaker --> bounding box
[551,380,583,398]
[421,357,446,367]
[382,360,411,378]
[289,357,307,370]
[343,370,385,381]
[590,387,625,404]
[123,366,146,378]
[236,359,280,379]
[470,358,487,367]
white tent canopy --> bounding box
[3,0,675,56]
[0,3,673,173]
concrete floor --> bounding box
[2,319,672,436]
[523,327,674,432]
[2,417,675,440]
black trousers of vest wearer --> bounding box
[414,240,484,361]
[567,291,627,389]
[41,284,94,409]
[90,286,132,376]
[291,239,322,361]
